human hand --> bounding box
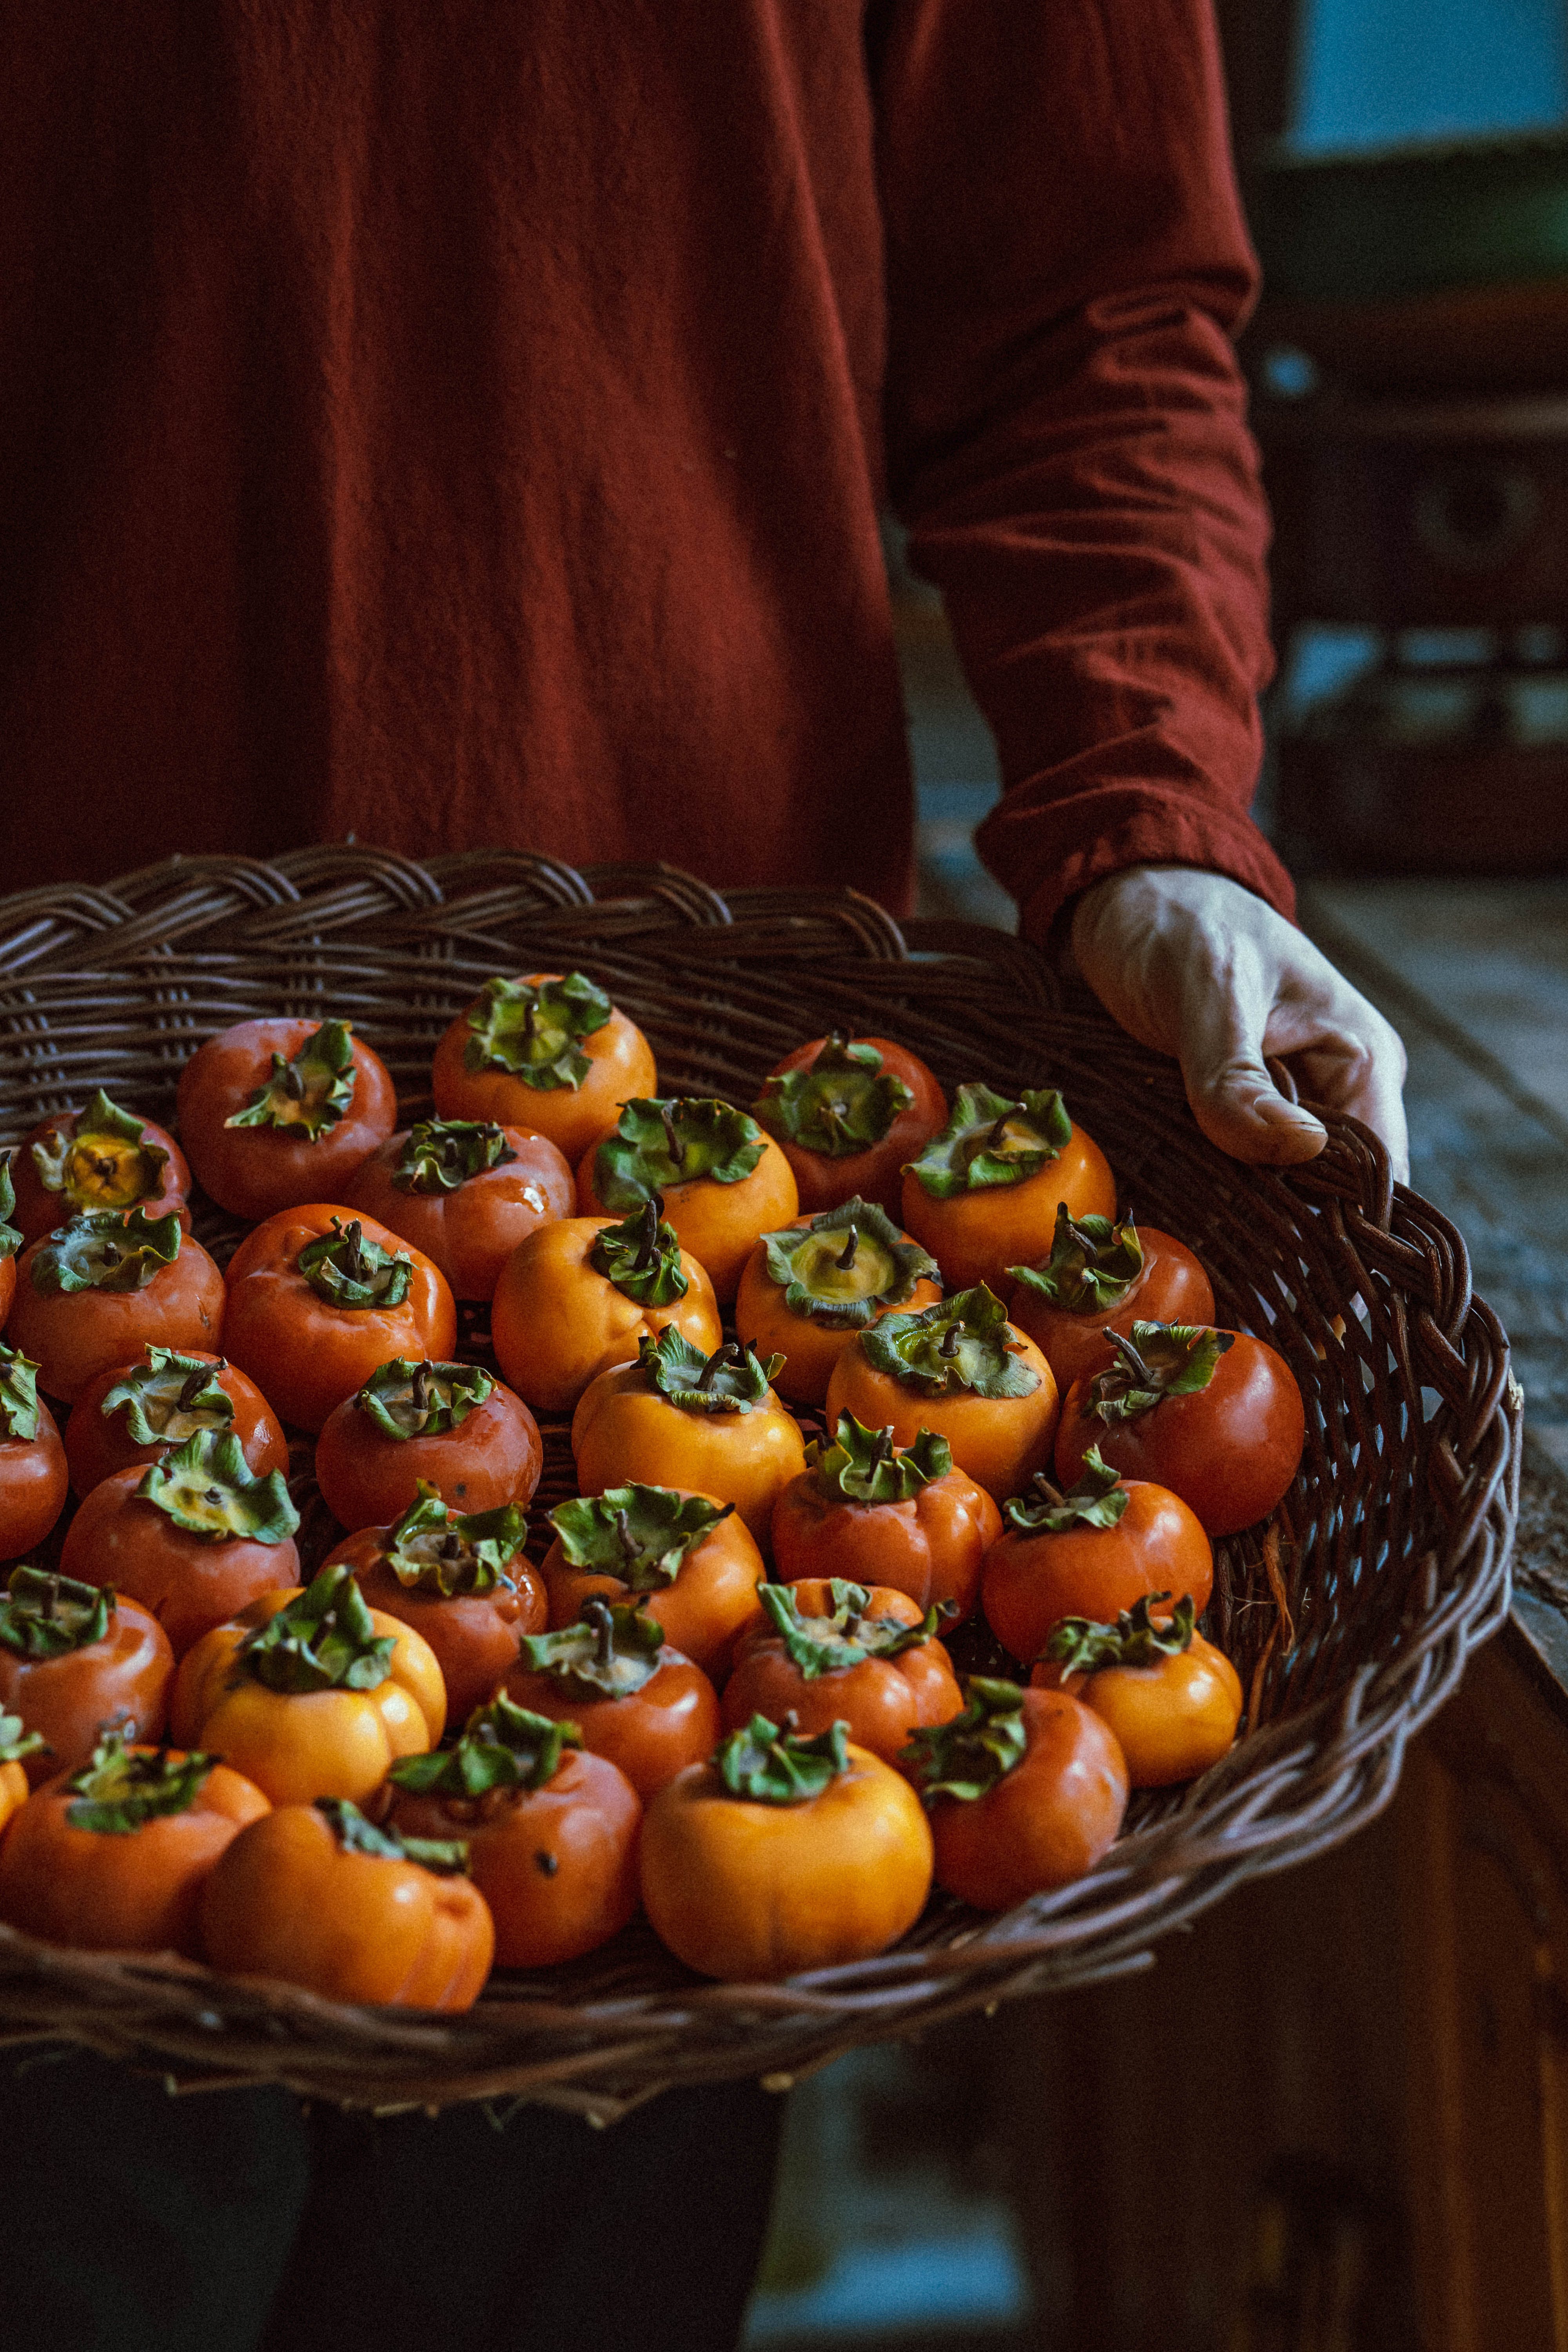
[1069,866,1410,1184]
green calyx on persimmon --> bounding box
[717,1711,850,1805]
[758,1579,939,1679]
[751,1035,914,1159]
[384,1488,528,1597]
[516,1596,663,1700]
[236,1563,395,1696]
[0,1709,46,1768]
[314,1795,470,1875]
[595,1098,764,1213]
[1002,1445,1129,1534]
[392,1118,518,1195]
[296,1216,412,1311]
[463,972,613,1089]
[0,1345,44,1443]
[137,1428,299,1547]
[64,1728,218,1836]
[760,1198,936,1328]
[901,1677,1029,1803]
[548,1485,734,1593]
[30,1208,183,1297]
[861,1286,1039,1403]
[31,1090,171,1214]
[223,1019,358,1141]
[807,1413,953,1505]
[0,1566,114,1659]
[1009,1205,1143,1313]
[1083,1323,1235,1425]
[356,1357,494,1441]
[389,1692,583,1799]
[906,1083,1072,1200]
[0,1154,20,1259]
[101,1348,235,1448]
[634,1328,784,1416]
[1044,1592,1196,1677]
[589,1196,690,1308]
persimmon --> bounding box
[0,1713,40,1834]
[505,1598,719,1798]
[0,1730,269,1957]
[1007,1207,1215,1392]
[346,1118,574,1301]
[8,1210,226,1405]
[176,1017,398,1223]
[491,1203,721,1415]
[723,1580,962,1769]
[640,1715,933,1980]
[314,1358,542,1528]
[572,1329,807,1546]
[65,1346,288,1501]
[60,1427,301,1657]
[0,1347,69,1561]
[9,1089,191,1247]
[385,1695,641,1969]
[201,1797,494,2009]
[221,1205,456,1434]
[576,1097,799,1304]
[325,1491,545,1726]
[1054,1323,1306,1538]
[901,1085,1116,1294]
[980,1446,1212,1664]
[171,1563,445,1804]
[751,1034,947,1220]
[771,1415,1001,1624]
[0,1567,174,1786]
[824,1285,1057,1502]
[734,1198,941,1407]
[542,1484,765,1679]
[0,1153,19,1329]
[432,971,657,1165]
[1032,1595,1243,1787]
[904,1678,1127,1910]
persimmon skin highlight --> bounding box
[177,1019,398,1224]
[900,1122,1116,1296]
[980,1480,1212,1665]
[640,1741,933,1981]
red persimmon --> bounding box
[1054,1323,1306,1539]
[0,1567,174,1786]
[1006,1208,1214,1394]
[64,1347,288,1501]
[770,1415,1001,1624]
[7,1212,226,1406]
[177,1018,397,1224]
[0,1348,69,1562]
[980,1446,1212,1664]
[346,1119,575,1301]
[505,1598,719,1799]
[8,1090,191,1247]
[314,1358,542,1530]
[723,1579,962,1769]
[751,1035,947,1221]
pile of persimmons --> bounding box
[0,974,1304,2012]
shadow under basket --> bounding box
[0,848,1520,2117]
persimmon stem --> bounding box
[283,1062,305,1101]
[695,1342,739,1393]
[835,1226,858,1272]
[869,1426,893,1473]
[1029,1472,1068,1510]
[584,1597,615,1673]
[1109,1330,1152,1384]
[633,1198,660,1273]
[938,1323,962,1359]
[661,1105,682,1167]
[984,1103,1024,1152]
[178,1363,211,1409]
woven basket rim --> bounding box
[0,849,1520,2115]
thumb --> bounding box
[1179,996,1328,1168]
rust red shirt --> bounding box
[2,0,1293,934]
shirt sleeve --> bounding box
[871,0,1295,939]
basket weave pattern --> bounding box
[0,849,1520,2116]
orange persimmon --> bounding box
[505,1598,719,1799]
[490,1205,721,1416]
[575,1097,798,1304]
[734,1198,942,1408]
[8,1211,226,1406]
[900,1085,1115,1294]
[431,972,656,1166]
[980,1449,1212,1664]
[541,1483,765,1680]
[1007,1208,1215,1393]
[723,1580,962,1769]
[823,1285,1057,1503]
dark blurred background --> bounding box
[742,7,1568,2349]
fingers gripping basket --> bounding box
[0,848,1519,2117]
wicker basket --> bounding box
[0,848,1520,2118]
